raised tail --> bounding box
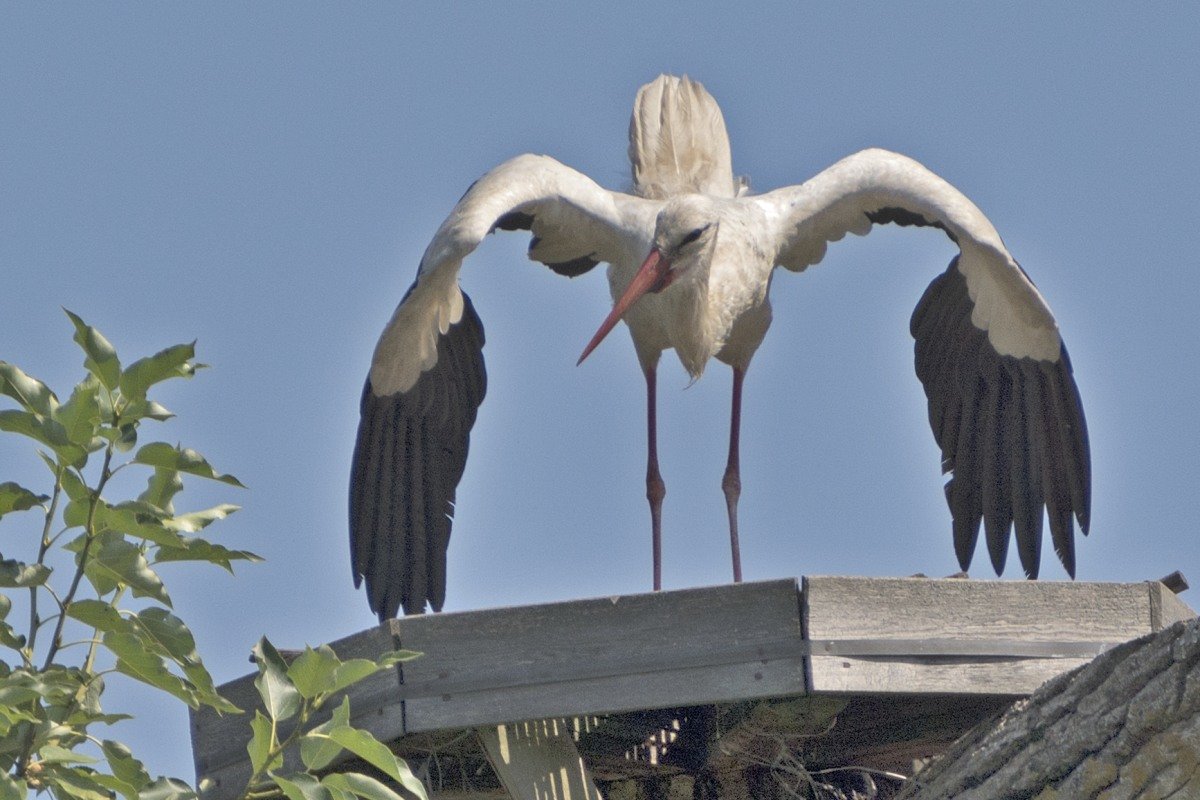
[628,75,739,200]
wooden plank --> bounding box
[192,575,1197,798]
[191,624,404,800]
[478,721,604,800]
[395,580,805,733]
[803,576,1160,695]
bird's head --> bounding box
[578,196,718,365]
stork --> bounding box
[350,75,1090,619]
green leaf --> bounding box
[0,595,19,650]
[95,501,188,549]
[119,343,197,405]
[67,599,132,635]
[65,309,121,390]
[322,773,408,800]
[84,533,171,605]
[0,559,50,588]
[375,650,422,668]
[66,710,133,728]
[86,500,240,547]
[0,409,86,465]
[132,443,245,488]
[37,744,98,765]
[0,360,58,416]
[114,422,138,452]
[300,731,345,773]
[133,607,198,665]
[325,728,426,799]
[0,771,24,800]
[0,408,45,440]
[107,631,198,709]
[137,777,196,800]
[163,504,240,533]
[64,673,128,727]
[0,621,25,651]
[102,740,151,796]
[154,537,262,572]
[28,664,89,705]
[300,696,351,771]
[66,668,103,718]
[54,377,103,449]
[57,464,90,502]
[253,638,301,722]
[181,661,239,714]
[122,399,174,423]
[63,497,91,529]
[88,605,233,712]
[0,672,46,708]
[273,773,333,800]
[42,763,113,800]
[135,609,236,712]
[327,659,385,695]
[91,772,141,800]
[0,481,48,517]
[138,469,183,513]
[321,779,356,800]
[308,649,415,693]
[0,700,39,725]
[287,645,341,700]
[247,710,280,775]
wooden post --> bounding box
[478,720,604,800]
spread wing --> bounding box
[755,148,1090,578]
[350,154,655,619]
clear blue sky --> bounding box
[2,2,1197,784]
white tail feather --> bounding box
[629,75,737,200]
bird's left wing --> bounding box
[351,154,654,619]
[753,148,1090,579]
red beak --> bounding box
[577,248,671,365]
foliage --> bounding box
[240,639,424,800]
[0,312,427,800]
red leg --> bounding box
[722,367,745,583]
[644,366,665,591]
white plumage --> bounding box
[350,74,1090,619]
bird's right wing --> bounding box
[351,154,656,620]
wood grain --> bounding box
[803,576,1161,695]
[393,579,805,732]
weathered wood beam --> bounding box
[803,576,1169,695]
[393,580,805,733]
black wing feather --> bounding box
[912,259,1090,578]
[349,289,487,619]
[1013,364,1044,576]
[979,357,1013,573]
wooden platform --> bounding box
[191,576,1194,799]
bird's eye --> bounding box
[678,226,707,248]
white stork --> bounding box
[350,75,1090,619]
